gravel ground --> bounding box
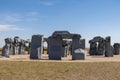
[0,54,120,62]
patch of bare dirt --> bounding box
[0,54,120,62]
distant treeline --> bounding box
[0,47,89,52]
[25,47,48,51]
[0,48,2,51]
[44,47,47,51]
[0,47,48,52]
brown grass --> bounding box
[0,61,120,80]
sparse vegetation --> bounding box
[44,47,47,51]
[0,61,120,80]
[0,48,2,54]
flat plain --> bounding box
[0,54,120,80]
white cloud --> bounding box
[39,0,60,6]
[4,15,22,22]
[40,2,53,6]
[0,12,41,23]
[27,12,39,16]
[25,12,40,22]
[0,13,23,23]
[0,24,23,31]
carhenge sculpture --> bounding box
[1,36,29,57]
[89,36,114,57]
[30,31,86,60]
[113,43,120,55]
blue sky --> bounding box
[0,0,120,47]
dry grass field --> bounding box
[0,49,120,80]
[0,61,120,80]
